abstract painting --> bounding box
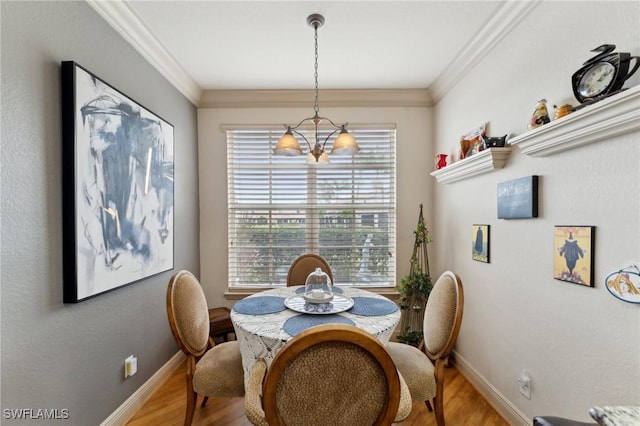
[553,226,594,287]
[472,224,490,263]
[61,61,174,302]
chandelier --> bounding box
[274,14,360,163]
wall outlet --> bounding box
[124,355,137,378]
[518,368,531,399]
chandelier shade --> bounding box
[274,14,359,163]
[274,128,303,156]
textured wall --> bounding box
[1,2,198,424]
[432,1,640,422]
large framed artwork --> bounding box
[61,61,174,303]
[553,226,594,287]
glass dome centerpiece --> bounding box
[303,267,333,303]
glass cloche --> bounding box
[304,267,333,303]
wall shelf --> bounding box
[430,147,512,184]
[509,85,640,157]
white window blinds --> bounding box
[226,124,396,289]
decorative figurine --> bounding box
[553,104,573,120]
[482,134,508,149]
[459,137,471,160]
[435,154,447,169]
[528,99,551,130]
[458,123,486,160]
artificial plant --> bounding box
[397,204,432,347]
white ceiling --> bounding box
[90,1,539,104]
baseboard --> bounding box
[452,350,530,426]
[101,351,185,426]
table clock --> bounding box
[571,44,639,104]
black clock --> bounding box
[571,44,639,104]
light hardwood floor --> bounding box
[126,359,509,426]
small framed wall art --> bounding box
[497,175,539,219]
[61,61,175,303]
[553,226,595,287]
[472,224,490,263]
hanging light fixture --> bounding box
[274,14,359,163]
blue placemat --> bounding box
[349,297,398,316]
[295,286,344,294]
[233,296,286,315]
[283,314,355,336]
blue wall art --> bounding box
[61,61,174,302]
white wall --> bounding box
[198,105,433,305]
[432,1,640,422]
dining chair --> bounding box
[166,270,245,426]
[244,324,412,426]
[386,271,464,426]
[286,253,334,286]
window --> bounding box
[226,124,396,289]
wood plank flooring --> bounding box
[126,360,509,426]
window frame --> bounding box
[225,123,397,292]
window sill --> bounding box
[225,287,401,303]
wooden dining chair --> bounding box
[286,253,334,286]
[166,270,245,426]
[386,271,464,426]
[244,324,412,426]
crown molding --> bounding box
[89,0,538,108]
[428,0,540,104]
[87,0,202,106]
[199,88,432,108]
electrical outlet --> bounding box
[518,369,531,399]
[124,355,137,378]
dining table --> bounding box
[230,285,401,385]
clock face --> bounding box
[577,61,616,98]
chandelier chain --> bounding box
[313,22,319,116]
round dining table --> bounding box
[230,285,401,385]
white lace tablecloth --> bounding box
[231,286,400,386]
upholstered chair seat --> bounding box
[386,343,437,402]
[192,342,244,397]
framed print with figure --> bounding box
[61,61,174,303]
[472,224,490,263]
[553,226,594,287]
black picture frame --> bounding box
[472,224,490,263]
[553,226,595,287]
[61,61,175,303]
[497,175,539,219]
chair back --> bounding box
[286,253,334,287]
[422,271,464,361]
[166,270,210,357]
[262,324,400,426]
